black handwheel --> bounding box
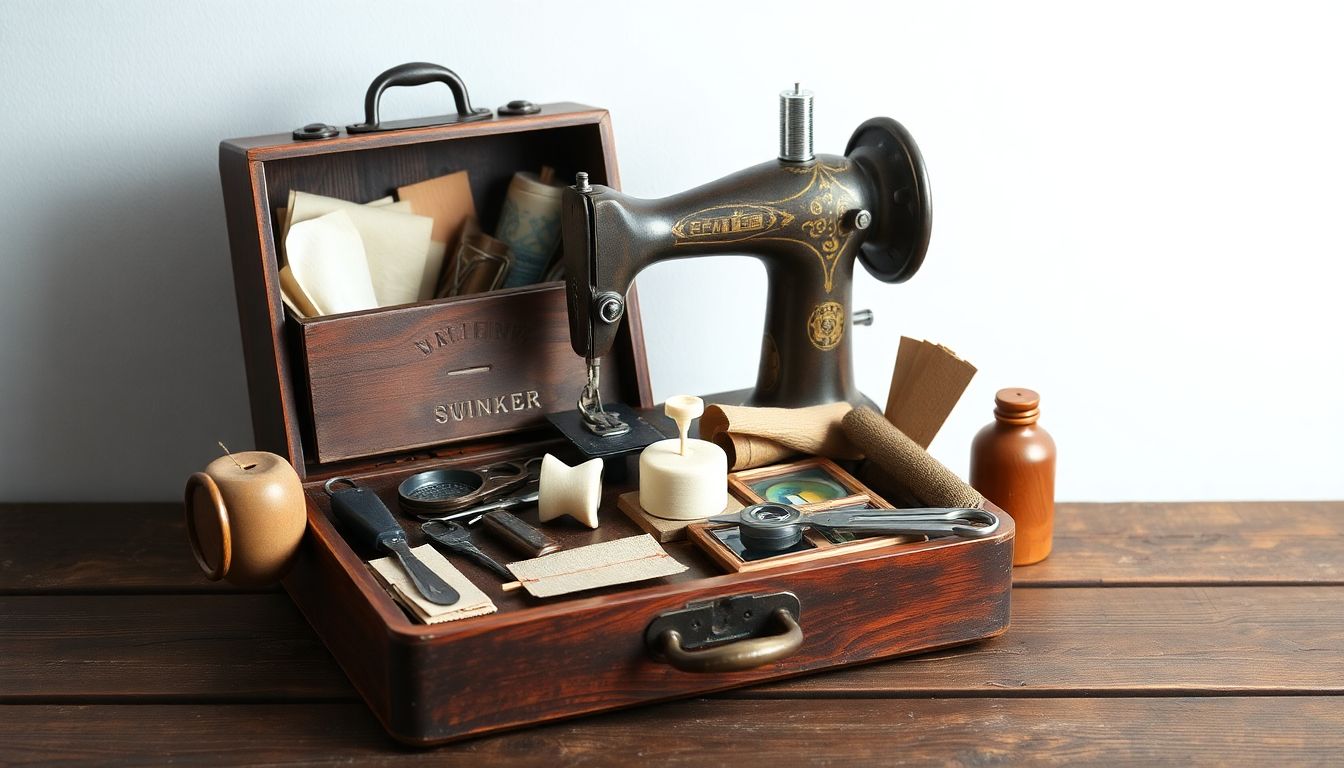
[845,117,933,284]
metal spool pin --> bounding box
[779,84,814,162]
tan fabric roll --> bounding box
[700,402,861,471]
[842,407,984,509]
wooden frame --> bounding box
[691,457,921,573]
[727,457,874,509]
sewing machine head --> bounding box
[561,85,931,440]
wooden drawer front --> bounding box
[299,284,591,462]
[385,533,1013,743]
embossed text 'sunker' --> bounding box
[434,390,542,423]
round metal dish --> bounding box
[396,462,530,514]
[398,469,484,514]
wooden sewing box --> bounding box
[218,66,1014,745]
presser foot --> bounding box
[547,402,667,460]
[580,404,632,438]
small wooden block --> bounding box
[617,491,743,543]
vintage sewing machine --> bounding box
[560,85,933,441]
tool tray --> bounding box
[219,66,1013,745]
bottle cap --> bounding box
[994,388,1040,424]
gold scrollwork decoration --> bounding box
[666,159,860,293]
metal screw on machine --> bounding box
[846,208,872,231]
[852,309,874,326]
[595,291,625,324]
[575,171,592,193]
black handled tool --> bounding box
[324,478,460,605]
[706,503,1000,553]
[480,510,560,558]
[421,520,514,582]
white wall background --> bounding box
[2,0,1341,502]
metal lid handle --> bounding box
[347,62,491,134]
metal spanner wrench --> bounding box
[707,504,1000,553]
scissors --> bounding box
[705,503,1000,553]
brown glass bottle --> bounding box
[970,388,1056,566]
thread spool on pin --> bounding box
[639,395,728,521]
[538,454,604,529]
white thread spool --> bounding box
[639,396,728,521]
[538,454,604,528]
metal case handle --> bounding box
[646,593,804,673]
[347,62,491,134]
[655,609,803,673]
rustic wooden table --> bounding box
[2,501,1341,765]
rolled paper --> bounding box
[538,454,603,528]
[497,171,564,288]
[699,401,861,471]
[719,432,798,470]
[639,437,728,521]
[842,406,985,509]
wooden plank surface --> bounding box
[0,503,249,594]
[6,502,1339,594]
[5,586,1341,700]
[1015,501,1344,586]
[3,501,1341,765]
[4,698,1343,767]
[0,594,348,701]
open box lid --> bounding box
[218,65,651,479]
